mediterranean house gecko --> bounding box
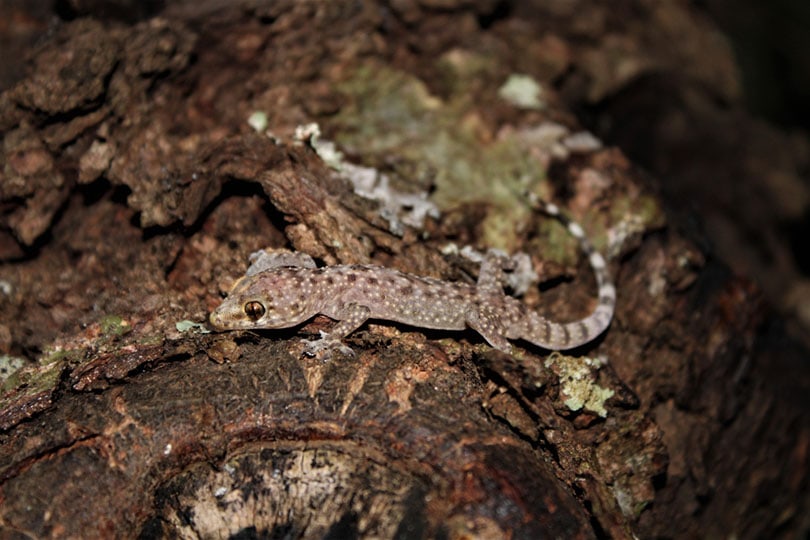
[209,201,615,356]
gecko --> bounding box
[209,201,615,356]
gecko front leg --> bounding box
[301,302,371,359]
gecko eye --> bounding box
[244,301,266,321]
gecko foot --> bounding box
[301,332,356,360]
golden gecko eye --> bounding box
[244,301,266,321]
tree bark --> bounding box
[0,1,806,538]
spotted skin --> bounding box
[209,202,615,356]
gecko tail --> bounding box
[525,194,616,349]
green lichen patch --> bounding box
[331,61,551,251]
[605,193,666,258]
[531,217,583,268]
[545,352,615,417]
[0,357,64,405]
[176,320,211,334]
[0,313,168,425]
[0,354,26,384]
[99,315,132,337]
[329,58,664,264]
[38,346,84,367]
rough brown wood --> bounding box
[0,1,806,538]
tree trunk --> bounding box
[0,1,806,538]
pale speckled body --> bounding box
[209,201,615,356]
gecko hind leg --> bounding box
[465,305,513,354]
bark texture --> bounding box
[0,1,806,538]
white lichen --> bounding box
[0,280,12,295]
[606,213,646,259]
[294,122,440,235]
[562,131,603,153]
[341,162,440,235]
[247,111,268,133]
[0,354,26,383]
[175,320,211,334]
[498,74,545,110]
[545,352,614,417]
[293,122,345,168]
[514,122,602,160]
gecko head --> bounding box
[209,270,315,331]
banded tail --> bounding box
[525,196,615,350]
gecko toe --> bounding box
[301,338,356,360]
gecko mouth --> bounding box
[208,309,232,331]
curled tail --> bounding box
[525,196,615,350]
